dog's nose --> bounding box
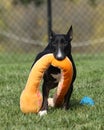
[55,49,65,60]
[55,54,65,60]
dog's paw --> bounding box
[38,110,47,116]
[48,98,55,107]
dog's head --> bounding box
[49,26,73,60]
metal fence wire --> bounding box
[0,0,104,54]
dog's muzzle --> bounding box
[54,47,66,60]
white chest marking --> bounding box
[51,73,61,83]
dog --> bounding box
[32,26,76,116]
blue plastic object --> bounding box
[80,96,95,106]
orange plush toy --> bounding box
[20,54,73,113]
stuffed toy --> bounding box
[20,54,73,113]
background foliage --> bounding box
[0,0,104,53]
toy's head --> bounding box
[20,54,73,113]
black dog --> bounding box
[32,26,76,116]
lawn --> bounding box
[0,52,104,130]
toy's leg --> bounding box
[63,84,73,110]
[63,56,76,110]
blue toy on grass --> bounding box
[80,96,95,106]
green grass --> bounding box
[0,53,104,130]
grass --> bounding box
[0,52,104,130]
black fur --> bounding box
[32,26,76,112]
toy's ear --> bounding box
[50,30,55,40]
[66,25,73,41]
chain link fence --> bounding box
[0,0,104,57]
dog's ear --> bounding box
[50,30,55,40]
[66,25,73,41]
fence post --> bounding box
[47,0,52,42]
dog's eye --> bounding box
[61,39,68,45]
[64,41,68,46]
[52,42,56,46]
[52,40,58,46]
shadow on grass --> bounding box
[48,98,81,113]
[70,98,81,110]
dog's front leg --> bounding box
[63,84,73,110]
[38,81,49,116]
